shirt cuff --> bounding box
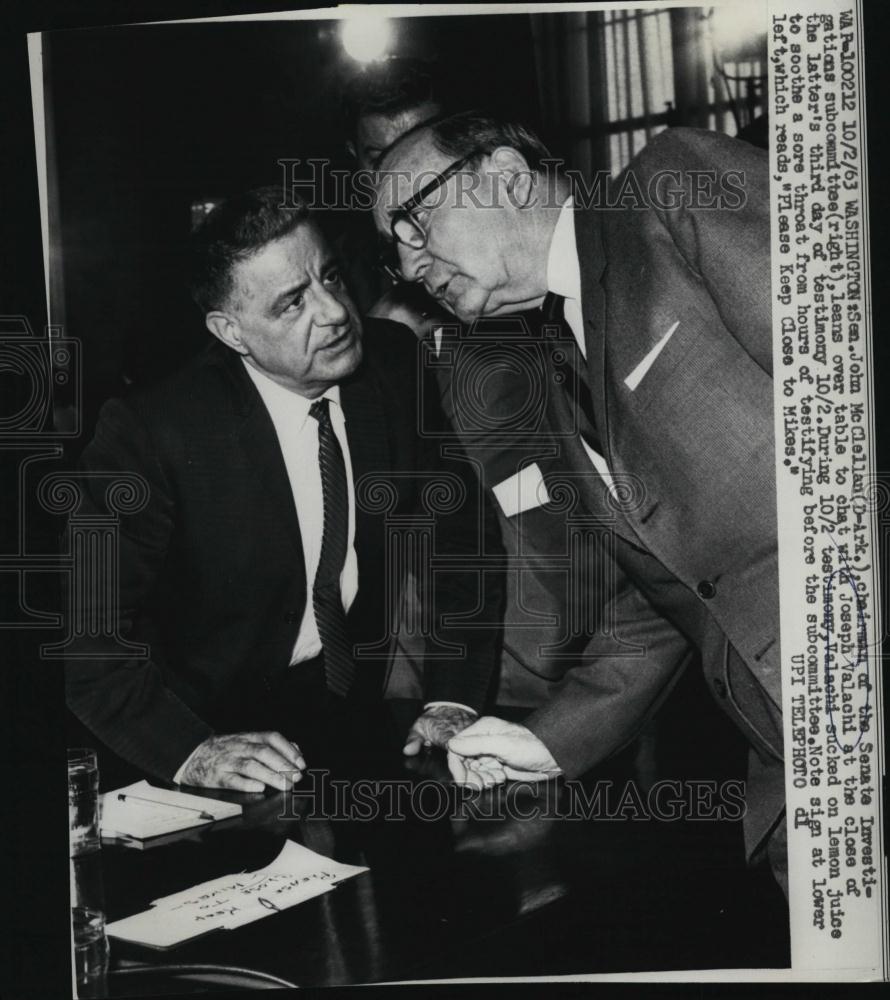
[423,701,477,716]
[172,742,204,785]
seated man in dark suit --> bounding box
[65,186,500,792]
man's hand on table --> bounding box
[446,716,563,789]
[402,703,477,756]
[179,731,306,792]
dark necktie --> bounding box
[542,293,602,454]
[309,397,355,697]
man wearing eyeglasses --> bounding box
[372,112,786,896]
[376,134,672,732]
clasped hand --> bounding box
[445,716,563,789]
[402,703,478,756]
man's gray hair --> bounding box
[390,109,552,172]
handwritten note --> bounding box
[100,780,242,840]
[106,840,368,948]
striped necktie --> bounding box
[309,397,355,697]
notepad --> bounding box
[100,780,242,841]
[106,840,368,948]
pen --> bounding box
[117,792,215,821]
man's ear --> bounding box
[490,146,535,208]
[345,139,357,160]
[205,311,248,355]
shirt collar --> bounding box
[546,195,582,303]
[242,359,341,433]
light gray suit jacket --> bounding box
[525,127,783,859]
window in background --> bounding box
[602,8,675,173]
[532,6,768,177]
[601,6,768,172]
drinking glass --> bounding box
[72,906,109,999]
[68,748,100,857]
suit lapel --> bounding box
[534,305,632,544]
[544,212,646,546]
[210,345,307,573]
[573,201,610,461]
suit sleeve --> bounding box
[524,558,693,778]
[638,127,773,375]
[65,398,214,780]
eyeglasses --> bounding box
[379,152,478,280]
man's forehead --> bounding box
[380,127,444,173]
[378,129,451,207]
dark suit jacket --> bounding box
[524,128,783,858]
[65,319,500,780]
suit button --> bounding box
[713,678,727,698]
[697,580,717,600]
[284,611,300,624]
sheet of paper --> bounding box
[106,840,368,948]
[100,780,242,839]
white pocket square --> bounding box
[491,462,550,518]
[624,320,680,391]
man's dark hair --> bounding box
[341,57,442,135]
[384,109,552,173]
[188,186,309,314]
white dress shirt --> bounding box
[243,360,358,663]
[546,197,618,498]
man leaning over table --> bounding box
[372,112,786,895]
[65,186,501,792]
[337,61,646,718]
